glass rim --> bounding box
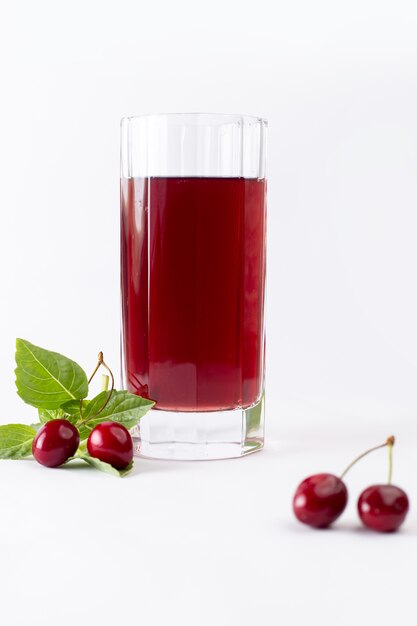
[120,112,268,126]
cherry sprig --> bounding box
[1,339,154,476]
[293,435,409,532]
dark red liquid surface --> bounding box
[121,177,266,411]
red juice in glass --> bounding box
[120,114,267,460]
[121,176,266,410]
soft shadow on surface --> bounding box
[56,457,185,477]
[277,519,417,536]
[59,460,97,472]
[130,458,194,475]
[347,523,417,536]
[56,438,286,478]
[129,447,274,475]
[277,520,345,534]
[52,450,271,478]
[132,452,262,472]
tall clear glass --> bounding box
[120,113,267,460]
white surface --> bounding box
[1,0,417,624]
[1,426,416,626]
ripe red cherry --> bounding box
[293,473,348,528]
[32,419,80,468]
[358,485,409,532]
[87,421,133,469]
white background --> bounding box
[1,1,417,624]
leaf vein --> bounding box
[20,342,76,400]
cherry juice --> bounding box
[121,177,266,412]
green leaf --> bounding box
[60,399,91,425]
[77,425,91,442]
[38,407,68,423]
[82,390,154,430]
[59,400,91,440]
[68,452,133,477]
[61,399,88,417]
[39,399,91,427]
[0,424,36,459]
[77,441,88,454]
[38,403,90,438]
[15,338,88,410]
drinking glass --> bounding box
[120,113,267,460]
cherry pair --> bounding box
[32,419,133,470]
[293,436,409,533]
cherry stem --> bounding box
[387,438,394,485]
[340,436,395,480]
[78,352,115,426]
[88,352,104,384]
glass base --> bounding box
[131,395,265,461]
